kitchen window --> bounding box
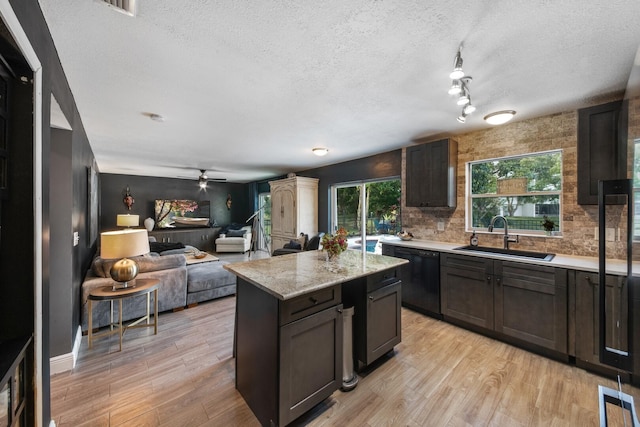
[467,150,562,235]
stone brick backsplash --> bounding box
[401,97,640,260]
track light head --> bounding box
[449,50,464,79]
[448,80,462,95]
[463,103,476,115]
[457,89,470,106]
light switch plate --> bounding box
[437,221,445,231]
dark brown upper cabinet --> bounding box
[406,138,457,208]
[577,100,628,205]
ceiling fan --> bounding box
[197,169,226,189]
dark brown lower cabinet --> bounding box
[441,253,567,355]
[343,268,402,370]
[494,261,567,353]
[235,279,343,427]
[574,271,632,377]
[440,254,494,330]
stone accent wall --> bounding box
[401,98,640,260]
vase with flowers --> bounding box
[322,227,348,260]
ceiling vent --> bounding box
[101,0,137,17]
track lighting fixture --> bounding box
[447,47,476,123]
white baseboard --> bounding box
[49,326,82,375]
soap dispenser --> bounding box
[470,230,479,247]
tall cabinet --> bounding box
[269,176,319,251]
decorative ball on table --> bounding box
[322,227,348,260]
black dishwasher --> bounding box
[393,247,441,317]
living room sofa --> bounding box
[215,225,252,253]
[81,248,237,332]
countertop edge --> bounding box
[224,251,408,300]
[382,239,636,276]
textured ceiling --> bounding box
[37,0,640,183]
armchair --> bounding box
[215,225,252,253]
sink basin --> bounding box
[454,245,555,261]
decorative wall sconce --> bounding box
[123,186,135,210]
[226,194,232,210]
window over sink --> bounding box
[467,150,562,236]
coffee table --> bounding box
[87,278,159,351]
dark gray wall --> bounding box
[50,129,73,356]
[299,149,402,232]
[6,1,99,423]
[100,174,253,231]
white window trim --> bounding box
[465,149,563,237]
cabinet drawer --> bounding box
[366,267,400,293]
[280,285,341,325]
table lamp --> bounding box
[100,228,150,288]
[116,214,139,228]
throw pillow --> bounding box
[227,229,246,237]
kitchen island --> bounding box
[224,249,408,427]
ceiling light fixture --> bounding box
[447,47,476,123]
[312,147,329,156]
[484,110,516,125]
[198,169,208,189]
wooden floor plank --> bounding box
[51,293,640,426]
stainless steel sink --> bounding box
[454,245,555,261]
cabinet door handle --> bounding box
[337,308,343,313]
[496,277,501,286]
[369,296,374,301]
[487,276,492,284]
[310,297,318,305]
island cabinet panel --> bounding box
[235,279,343,427]
[574,271,632,378]
[494,261,567,353]
[343,267,402,370]
[405,138,457,208]
[440,253,494,330]
[441,253,568,355]
[279,305,342,426]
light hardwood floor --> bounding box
[51,269,640,426]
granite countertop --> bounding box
[224,249,408,300]
[382,239,637,276]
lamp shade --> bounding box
[100,229,150,259]
[116,214,139,227]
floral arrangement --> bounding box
[322,227,348,258]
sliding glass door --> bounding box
[331,179,401,253]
